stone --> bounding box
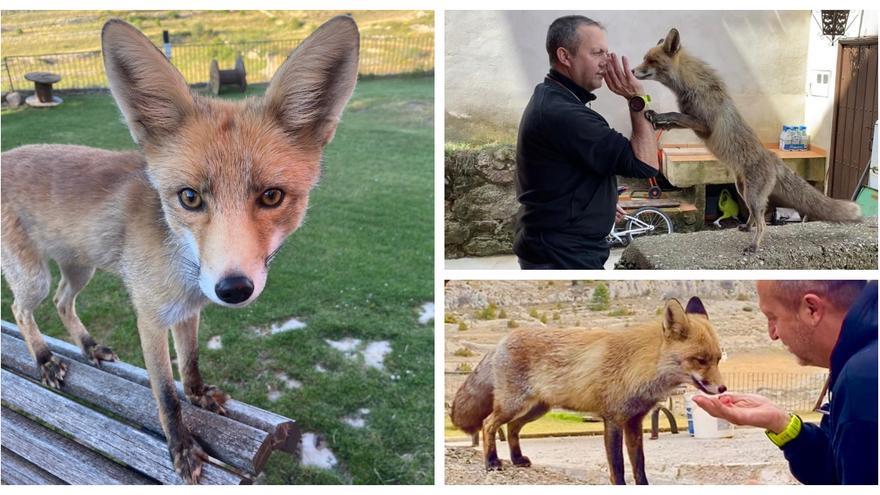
[6,92,22,108]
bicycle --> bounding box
[607,187,675,247]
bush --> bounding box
[552,311,560,320]
[529,308,539,318]
[736,293,751,301]
[444,313,457,324]
[507,319,518,328]
[458,321,468,331]
[539,313,548,324]
[498,308,507,319]
[591,283,610,311]
[453,347,474,357]
[475,303,498,320]
[608,307,635,317]
[456,362,473,373]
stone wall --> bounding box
[445,144,518,258]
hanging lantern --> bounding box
[820,10,849,43]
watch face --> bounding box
[629,96,645,112]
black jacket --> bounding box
[782,281,878,484]
[514,69,657,268]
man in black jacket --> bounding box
[514,15,659,269]
[694,280,878,485]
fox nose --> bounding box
[718,385,727,394]
[215,275,254,304]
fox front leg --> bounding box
[172,314,229,415]
[603,419,627,485]
[138,317,208,484]
[644,110,710,134]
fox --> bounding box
[450,297,726,485]
[631,28,861,253]
[0,16,359,483]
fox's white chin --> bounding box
[690,374,721,395]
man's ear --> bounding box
[264,15,360,147]
[800,294,825,326]
[662,28,681,56]
[102,19,195,148]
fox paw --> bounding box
[511,454,532,467]
[39,356,67,389]
[85,343,118,366]
[485,454,503,471]
[737,223,752,232]
[170,436,209,484]
[743,243,759,254]
[187,385,229,415]
[644,110,672,130]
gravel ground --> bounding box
[445,427,800,485]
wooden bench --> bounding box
[0,320,300,485]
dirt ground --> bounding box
[445,427,800,485]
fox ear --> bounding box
[662,28,681,55]
[264,15,360,147]
[685,297,708,318]
[663,298,689,340]
[102,19,195,147]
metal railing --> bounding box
[2,35,434,93]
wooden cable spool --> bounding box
[209,54,247,96]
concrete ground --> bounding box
[445,247,624,270]
[445,427,799,485]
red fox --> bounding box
[632,28,861,252]
[450,297,726,485]
[1,17,359,483]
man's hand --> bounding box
[615,204,626,223]
[603,53,645,101]
[692,393,792,433]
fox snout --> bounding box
[690,372,726,395]
[631,66,653,80]
[214,274,255,305]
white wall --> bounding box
[446,10,813,145]
[804,10,878,154]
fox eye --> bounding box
[259,188,285,208]
[695,357,708,366]
[178,188,203,210]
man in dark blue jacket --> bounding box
[514,15,659,269]
[694,280,878,484]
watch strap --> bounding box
[765,414,802,448]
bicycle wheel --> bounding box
[625,207,674,244]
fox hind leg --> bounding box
[54,263,117,365]
[2,224,66,388]
[739,176,774,252]
[507,403,549,468]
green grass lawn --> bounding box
[0,76,434,484]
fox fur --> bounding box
[451,297,726,485]
[1,16,359,483]
[632,28,861,252]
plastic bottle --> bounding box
[779,125,790,150]
[800,125,809,149]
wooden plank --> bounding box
[1,447,66,485]
[0,370,246,485]
[1,321,300,455]
[1,333,272,474]
[1,407,157,485]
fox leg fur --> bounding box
[644,110,710,134]
[482,409,514,470]
[506,403,549,468]
[2,222,67,388]
[139,316,208,484]
[171,314,228,414]
[54,263,117,365]
[604,420,627,485]
[623,413,649,485]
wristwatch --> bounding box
[628,94,651,112]
[765,413,803,448]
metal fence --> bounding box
[1,35,434,93]
[444,371,829,414]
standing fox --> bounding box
[451,297,726,485]
[632,29,860,252]
[1,16,359,483]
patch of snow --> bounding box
[206,335,223,350]
[325,337,362,354]
[418,302,434,325]
[276,372,302,389]
[299,433,337,469]
[269,317,307,335]
[267,390,282,402]
[362,341,392,370]
[342,408,370,428]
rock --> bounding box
[617,218,878,270]
[6,92,22,108]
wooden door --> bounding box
[828,37,878,199]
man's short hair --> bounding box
[771,281,866,312]
[546,15,604,66]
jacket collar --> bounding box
[546,68,597,105]
[830,281,878,385]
